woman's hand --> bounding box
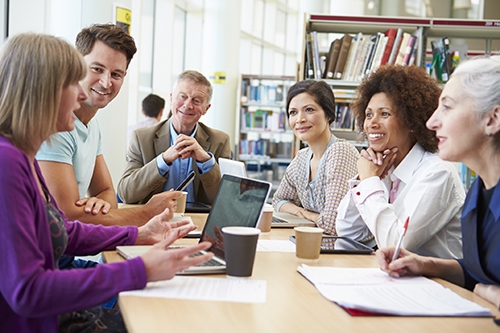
[375,246,425,278]
[136,207,196,245]
[358,147,397,180]
[141,240,214,282]
[76,197,112,215]
[295,207,319,223]
[474,283,500,308]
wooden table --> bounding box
[104,214,500,333]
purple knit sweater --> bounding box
[0,137,147,332]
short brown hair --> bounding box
[75,23,137,68]
[286,80,336,124]
[352,65,441,152]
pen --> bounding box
[391,216,410,263]
[175,170,195,191]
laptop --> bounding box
[117,174,271,274]
[219,158,247,177]
[271,211,316,228]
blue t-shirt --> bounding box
[36,116,102,199]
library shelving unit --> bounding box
[299,13,500,189]
[237,74,295,166]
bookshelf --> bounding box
[298,13,500,189]
[236,74,295,180]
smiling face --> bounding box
[57,82,88,132]
[288,92,331,145]
[364,92,414,163]
[426,77,485,163]
[170,79,211,135]
[79,41,127,110]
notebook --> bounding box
[271,211,316,228]
[219,158,247,177]
[117,174,271,275]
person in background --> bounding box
[118,70,231,205]
[272,80,359,235]
[0,32,213,333]
[36,23,179,228]
[377,57,500,309]
[336,65,465,258]
[127,93,165,148]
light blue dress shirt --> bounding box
[155,121,215,203]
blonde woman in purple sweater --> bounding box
[0,33,213,332]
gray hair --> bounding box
[451,56,500,118]
[172,70,213,104]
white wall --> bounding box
[9,0,136,190]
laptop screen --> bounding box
[200,174,270,259]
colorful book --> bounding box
[380,28,397,65]
[387,28,403,65]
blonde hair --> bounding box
[0,33,87,153]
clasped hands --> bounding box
[357,146,398,181]
[162,134,211,164]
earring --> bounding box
[486,133,493,137]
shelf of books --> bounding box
[238,74,295,161]
[296,13,500,156]
[302,14,500,85]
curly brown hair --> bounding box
[352,65,441,152]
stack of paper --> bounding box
[298,265,491,317]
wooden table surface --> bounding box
[104,213,500,333]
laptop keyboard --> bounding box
[272,216,289,223]
[190,251,223,267]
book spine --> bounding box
[388,28,403,65]
[333,34,353,79]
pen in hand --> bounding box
[391,216,410,263]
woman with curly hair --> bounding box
[336,65,465,259]
[377,57,500,309]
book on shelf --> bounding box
[310,31,322,79]
[323,38,341,79]
[331,105,354,130]
[333,33,353,79]
[344,34,366,81]
[356,36,376,80]
[242,107,286,132]
[305,32,315,79]
[239,139,291,159]
[431,36,453,83]
[298,265,491,317]
[395,32,411,65]
[246,80,287,104]
[380,28,397,65]
[387,28,403,65]
[401,34,417,65]
[343,32,363,81]
[369,35,388,73]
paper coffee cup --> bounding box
[257,204,273,233]
[294,226,324,260]
[175,191,188,215]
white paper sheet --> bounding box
[257,239,295,252]
[298,265,492,317]
[120,277,266,304]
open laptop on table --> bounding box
[271,211,316,228]
[117,174,271,274]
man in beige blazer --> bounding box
[118,70,231,205]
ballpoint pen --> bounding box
[391,216,410,263]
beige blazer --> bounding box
[117,119,231,204]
